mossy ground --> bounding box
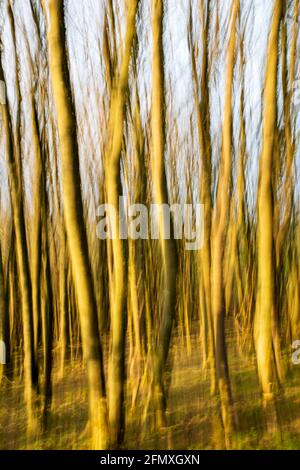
[1,330,300,450]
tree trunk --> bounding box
[104,0,139,446]
[151,0,178,427]
[211,0,239,447]
[44,0,109,449]
[255,0,283,420]
[1,19,38,437]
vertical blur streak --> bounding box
[150,0,178,428]
[211,0,239,447]
[254,0,283,428]
[43,0,109,449]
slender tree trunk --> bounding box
[44,0,109,449]
[1,26,38,437]
[31,101,42,364]
[104,0,139,446]
[211,0,239,447]
[151,0,178,427]
[255,0,283,420]
[59,223,69,378]
[189,0,216,395]
[41,226,54,424]
[0,242,10,381]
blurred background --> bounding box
[0,0,300,450]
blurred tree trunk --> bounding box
[1,11,38,437]
[189,0,216,395]
[211,0,239,447]
[0,242,10,381]
[44,0,109,449]
[255,0,283,421]
[31,99,42,364]
[105,0,139,446]
[59,222,69,378]
[151,0,178,427]
[41,221,54,424]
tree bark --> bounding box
[255,0,283,415]
[44,0,109,449]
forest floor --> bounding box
[1,329,300,450]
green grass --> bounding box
[1,332,300,450]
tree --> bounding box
[151,0,178,426]
[43,0,109,449]
[211,0,239,446]
[104,0,140,446]
[255,0,283,419]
